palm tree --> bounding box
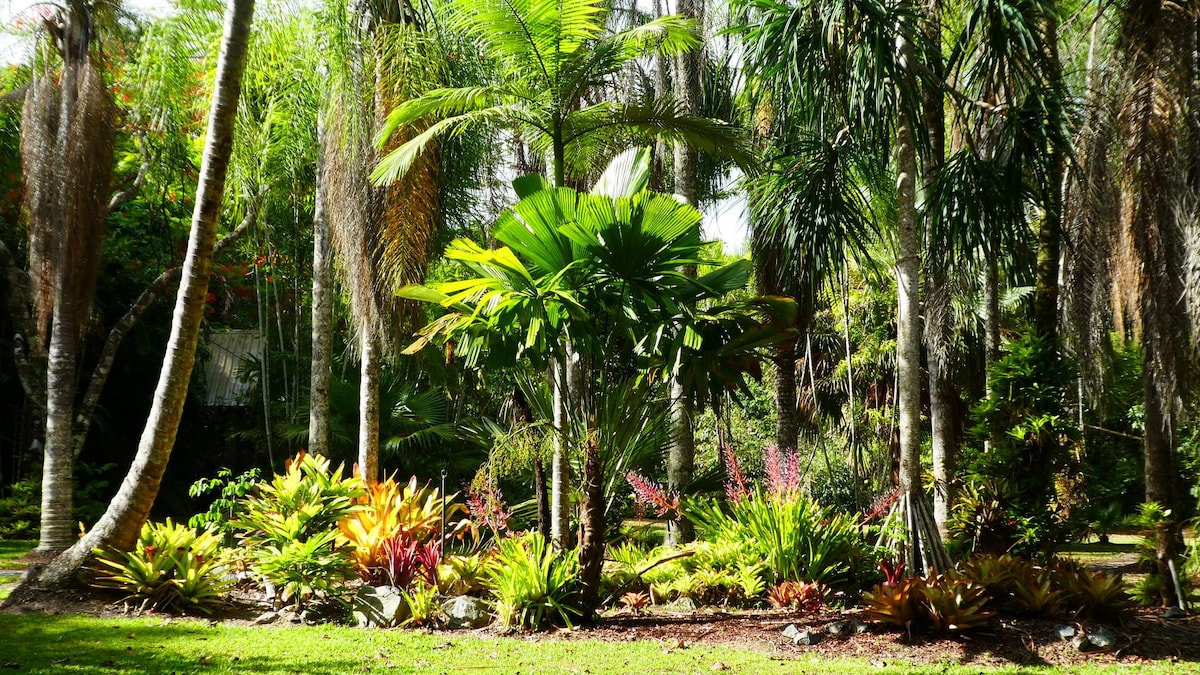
[732,0,948,573]
[374,0,749,543]
[1109,0,1194,608]
[19,0,118,553]
[38,0,256,586]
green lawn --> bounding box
[0,539,36,569]
[0,539,33,602]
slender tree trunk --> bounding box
[895,91,948,574]
[534,456,551,541]
[578,436,605,619]
[1033,12,1065,344]
[665,3,701,544]
[309,118,333,457]
[550,355,571,546]
[920,0,956,540]
[358,331,380,482]
[37,0,254,586]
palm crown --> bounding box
[371,0,750,187]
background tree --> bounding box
[37,0,255,586]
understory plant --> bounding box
[92,518,230,614]
[337,475,465,586]
[684,487,863,586]
[232,452,362,606]
[486,532,580,630]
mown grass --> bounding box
[0,539,34,602]
[0,614,1192,674]
[0,539,36,569]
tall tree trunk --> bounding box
[37,0,255,586]
[29,2,116,553]
[920,0,955,540]
[895,91,948,574]
[665,0,701,545]
[1142,364,1181,607]
[309,119,333,457]
[358,331,380,482]
[1033,12,1065,344]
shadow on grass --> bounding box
[0,615,396,674]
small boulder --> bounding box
[782,624,818,645]
[825,621,846,635]
[352,585,410,628]
[850,619,869,634]
[1054,624,1076,641]
[1163,607,1189,620]
[1088,627,1118,650]
[441,596,491,629]
[252,610,278,626]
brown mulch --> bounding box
[4,583,1199,670]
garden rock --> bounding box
[782,624,818,645]
[252,611,278,626]
[441,596,490,629]
[825,621,846,635]
[1163,607,1188,620]
[1054,624,1076,640]
[850,620,869,634]
[1088,627,1117,650]
[353,585,410,628]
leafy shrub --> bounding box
[921,573,995,632]
[1054,561,1131,621]
[380,533,441,589]
[684,488,862,586]
[862,577,923,630]
[0,477,39,539]
[486,532,580,630]
[188,467,261,539]
[337,475,465,584]
[93,519,230,614]
[767,580,825,612]
[232,453,363,606]
[401,584,441,627]
[440,553,488,596]
[962,333,1080,558]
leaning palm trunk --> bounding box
[37,0,255,586]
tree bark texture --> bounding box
[38,0,255,585]
[578,437,605,619]
[309,121,333,457]
[358,331,381,482]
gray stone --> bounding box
[252,611,278,625]
[1088,627,1118,650]
[352,585,410,628]
[850,620,869,634]
[1054,624,1076,640]
[1163,607,1189,620]
[825,621,846,635]
[441,596,491,629]
[1072,635,1096,653]
[782,624,817,645]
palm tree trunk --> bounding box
[309,118,333,457]
[665,377,694,545]
[578,436,605,619]
[550,353,575,546]
[37,0,255,586]
[358,331,381,482]
[895,98,948,575]
[1033,12,1064,344]
[773,342,800,453]
[1142,365,1181,607]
